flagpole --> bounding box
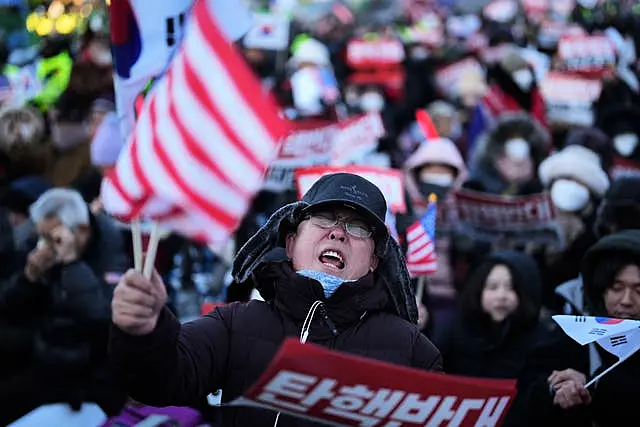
[131,218,143,272]
[585,357,628,388]
[416,276,426,303]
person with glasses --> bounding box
[109,173,442,426]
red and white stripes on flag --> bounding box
[406,196,438,277]
[101,0,290,247]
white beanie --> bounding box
[538,145,610,196]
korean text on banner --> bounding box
[295,165,407,213]
[539,72,602,127]
[557,34,616,76]
[452,189,561,246]
[265,113,386,192]
[230,339,516,426]
[263,119,337,192]
[101,0,290,247]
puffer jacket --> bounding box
[109,254,442,427]
[0,213,129,398]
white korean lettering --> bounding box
[390,394,440,423]
[257,370,317,413]
[323,385,381,424]
[361,389,406,418]
[448,398,486,426]
[300,378,338,407]
[475,396,511,427]
[425,396,458,426]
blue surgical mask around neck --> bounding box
[297,269,356,298]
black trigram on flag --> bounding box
[610,335,628,347]
[575,316,587,322]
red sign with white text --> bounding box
[346,37,405,70]
[230,339,516,426]
[295,165,406,213]
[557,35,616,76]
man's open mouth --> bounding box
[319,250,345,270]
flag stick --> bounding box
[142,221,160,280]
[131,219,143,272]
[416,276,426,303]
[585,357,627,388]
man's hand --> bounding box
[549,369,591,409]
[50,225,78,264]
[553,380,591,409]
[24,243,57,282]
[112,269,168,336]
[549,369,587,388]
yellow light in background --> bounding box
[106,0,111,5]
[36,17,54,36]
[73,0,84,5]
[55,14,77,34]
[48,0,65,19]
[26,12,40,32]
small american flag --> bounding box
[101,0,289,247]
[406,194,438,277]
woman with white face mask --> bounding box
[536,145,611,306]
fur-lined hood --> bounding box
[469,111,551,173]
[232,201,418,324]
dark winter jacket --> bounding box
[109,256,442,426]
[0,213,128,390]
[506,230,640,427]
[435,251,543,379]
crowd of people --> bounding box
[1,0,640,426]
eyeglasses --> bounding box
[305,212,374,239]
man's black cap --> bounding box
[301,173,388,238]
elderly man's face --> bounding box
[286,207,379,281]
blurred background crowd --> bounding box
[1,0,640,425]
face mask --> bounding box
[360,92,385,112]
[550,179,590,212]
[417,182,451,200]
[419,171,454,187]
[345,91,360,107]
[411,46,429,61]
[512,69,533,91]
[504,138,531,161]
[297,269,356,298]
[613,133,639,157]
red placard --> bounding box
[346,37,405,70]
[557,34,616,76]
[230,338,516,426]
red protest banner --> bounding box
[557,34,616,76]
[452,189,561,245]
[539,72,602,126]
[265,114,387,191]
[264,120,338,192]
[295,165,406,213]
[330,112,385,165]
[230,338,516,426]
[346,37,405,70]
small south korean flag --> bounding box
[243,13,290,51]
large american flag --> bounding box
[101,0,290,247]
[406,195,438,277]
